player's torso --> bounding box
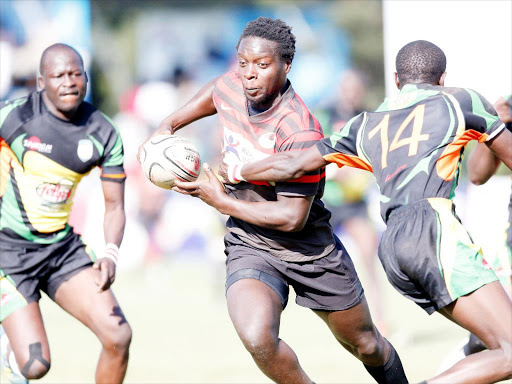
[361,85,474,220]
[0,92,107,239]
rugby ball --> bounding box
[140,134,201,189]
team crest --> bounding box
[77,139,93,162]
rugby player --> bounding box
[182,40,512,383]
[442,94,512,364]
[0,44,131,383]
[143,17,408,384]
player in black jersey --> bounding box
[147,17,408,384]
[0,44,131,383]
[220,40,512,383]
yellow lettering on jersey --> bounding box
[390,104,429,156]
[368,114,390,168]
[369,105,429,169]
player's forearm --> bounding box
[103,205,126,247]
[468,143,500,185]
[216,196,307,232]
[240,152,307,182]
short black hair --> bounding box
[396,40,446,85]
[236,17,296,62]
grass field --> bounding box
[1,258,476,384]
[1,178,510,383]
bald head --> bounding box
[39,43,84,76]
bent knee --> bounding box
[239,330,278,360]
[100,322,132,353]
[17,356,51,380]
[348,331,382,360]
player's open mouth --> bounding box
[60,91,79,97]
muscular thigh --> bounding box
[440,281,512,350]
[226,278,283,341]
[53,267,128,337]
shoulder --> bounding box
[81,102,118,131]
[0,92,39,128]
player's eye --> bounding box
[258,62,269,68]
[238,60,247,66]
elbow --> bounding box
[279,216,307,232]
[469,176,485,186]
[468,171,489,186]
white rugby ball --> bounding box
[140,134,201,189]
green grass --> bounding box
[1,259,476,384]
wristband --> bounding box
[104,243,119,265]
[228,164,246,184]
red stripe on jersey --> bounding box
[215,79,245,110]
[248,180,271,186]
[278,131,324,151]
[286,171,326,183]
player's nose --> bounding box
[243,64,257,80]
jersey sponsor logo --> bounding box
[258,132,276,149]
[77,139,94,162]
[36,178,74,204]
[23,136,52,153]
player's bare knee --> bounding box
[100,321,132,354]
[18,355,51,380]
[240,331,278,360]
[351,331,382,361]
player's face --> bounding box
[237,36,291,108]
[38,50,87,120]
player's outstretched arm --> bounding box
[174,164,313,232]
[94,180,126,292]
[238,145,329,182]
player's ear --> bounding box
[37,75,45,91]
[284,59,292,74]
[438,72,447,86]
[84,71,89,83]
[394,72,401,89]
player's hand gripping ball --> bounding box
[140,134,201,189]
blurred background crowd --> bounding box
[1,0,391,271]
[1,1,511,382]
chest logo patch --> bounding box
[77,139,93,162]
[37,178,74,204]
[23,136,52,153]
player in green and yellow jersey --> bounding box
[0,44,131,383]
